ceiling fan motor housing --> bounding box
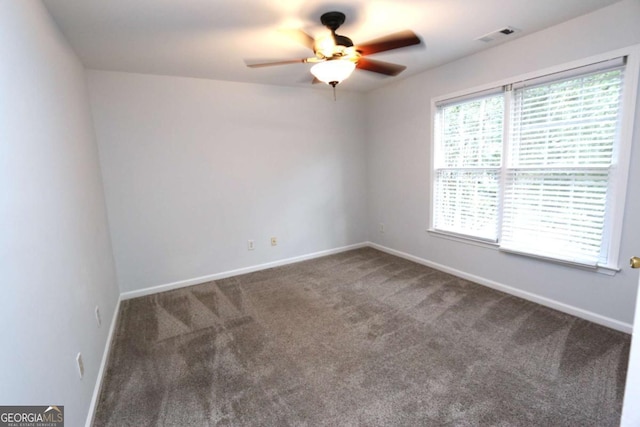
[334,34,353,48]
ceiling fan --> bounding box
[245,11,422,88]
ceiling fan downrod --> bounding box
[321,12,354,49]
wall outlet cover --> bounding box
[76,353,84,379]
[95,305,101,327]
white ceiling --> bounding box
[43,0,620,92]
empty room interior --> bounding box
[3,0,640,425]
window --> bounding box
[434,93,503,242]
[432,51,638,270]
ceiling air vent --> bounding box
[477,26,519,43]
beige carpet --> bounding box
[94,248,630,426]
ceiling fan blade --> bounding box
[279,29,316,51]
[356,58,406,76]
[245,58,309,68]
[357,30,421,56]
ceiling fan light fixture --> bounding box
[310,59,356,86]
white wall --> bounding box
[366,0,640,327]
[87,71,367,293]
[0,2,119,426]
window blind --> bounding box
[433,94,503,241]
[501,68,624,265]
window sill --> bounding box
[427,229,499,250]
[427,229,620,276]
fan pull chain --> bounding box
[333,85,336,101]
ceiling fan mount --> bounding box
[245,11,422,88]
[320,11,346,32]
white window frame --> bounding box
[428,45,640,274]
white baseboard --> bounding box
[85,296,121,427]
[119,240,632,332]
[120,242,369,300]
[368,242,632,334]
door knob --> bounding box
[631,257,640,269]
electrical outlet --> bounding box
[76,353,84,379]
[95,305,101,327]
[379,223,385,233]
[271,237,277,246]
[248,240,255,251]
